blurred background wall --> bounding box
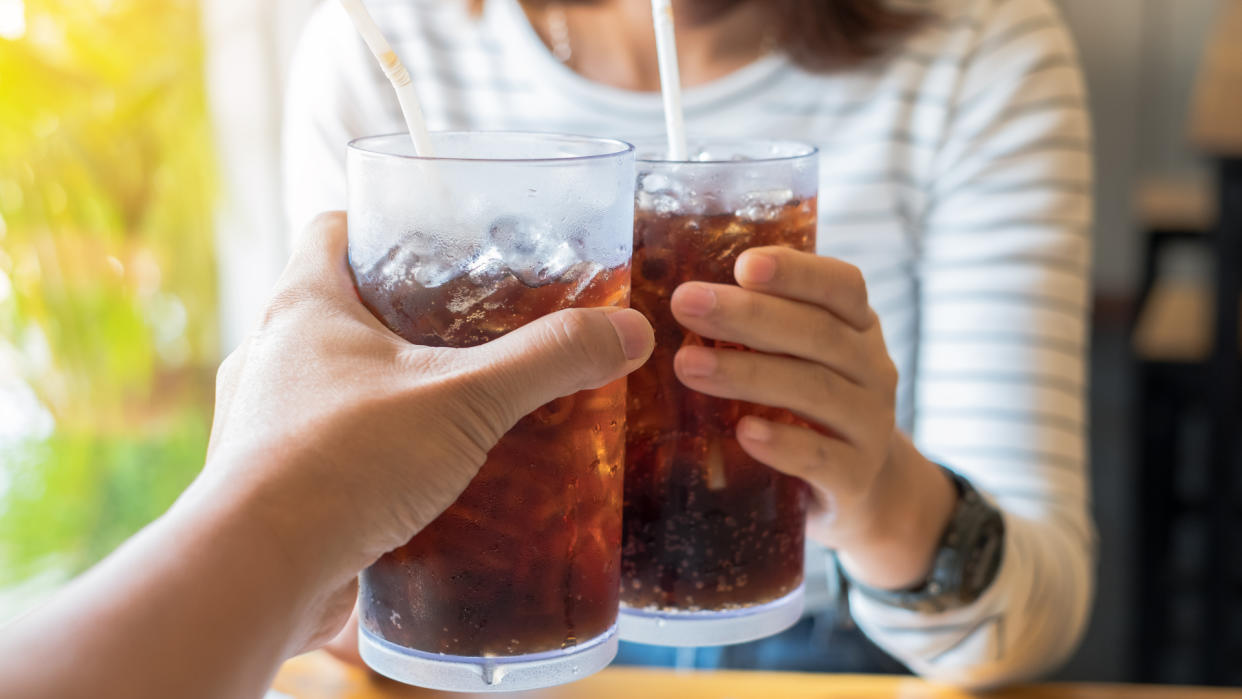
[1056,0,1218,298]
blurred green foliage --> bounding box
[0,0,218,597]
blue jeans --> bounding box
[613,608,910,674]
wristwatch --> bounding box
[840,466,1006,614]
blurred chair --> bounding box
[1130,0,1242,685]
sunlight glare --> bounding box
[0,0,25,41]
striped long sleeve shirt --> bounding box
[282,0,1095,687]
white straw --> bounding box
[339,0,434,156]
[650,0,688,161]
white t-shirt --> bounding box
[283,0,1094,687]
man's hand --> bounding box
[196,211,653,651]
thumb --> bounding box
[463,307,653,423]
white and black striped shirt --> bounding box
[283,0,1094,687]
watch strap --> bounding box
[840,465,1005,614]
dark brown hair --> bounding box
[469,0,926,72]
[771,0,928,71]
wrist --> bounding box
[90,468,345,693]
[178,456,352,610]
[836,432,957,589]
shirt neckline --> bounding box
[488,0,791,119]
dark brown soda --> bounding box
[354,254,630,657]
[623,198,816,611]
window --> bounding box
[0,0,217,616]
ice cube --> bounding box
[446,278,493,315]
[512,240,579,287]
[484,215,583,287]
[362,238,418,288]
[560,261,604,304]
[737,188,794,222]
[416,237,481,288]
[640,172,673,193]
[637,172,691,215]
[487,215,546,259]
[466,245,505,279]
[637,190,679,215]
[360,233,436,289]
[412,256,462,288]
[361,230,476,289]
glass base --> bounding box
[359,624,618,692]
[618,584,805,647]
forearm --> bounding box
[847,0,1095,683]
[0,478,318,699]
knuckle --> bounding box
[877,354,899,392]
[290,211,345,258]
[867,389,898,434]
[214,350,241,394]
[881,405,897,433]
[805,439,834,483]
[548,306,593,344]
[545,308,615,369]
[395,345,449,376]
[809,316,840,358]
[259,286,312,331]
[822,259,868,317]
[776,245,810,270]
[729,351,761,386]
[308,210,346,232]
[867,309,883,335]
[810,363,840,402]
[457,377,520,448]
[841,263,869,310]
[739,288,764,325]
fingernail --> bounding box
[675,285,716,317]
[737,252,777,284]
[737,418,773,443]
[607,309,653,361]
[677,346,717,378]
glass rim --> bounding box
[633,138,819,165]
[347,130,635,164]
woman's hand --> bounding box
[197,211,654,652]
[669,247,956,590]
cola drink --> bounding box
[347,132,635,690]
[356,259,629,657]
[618,141,819,646]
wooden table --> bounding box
[271,652,1242,699]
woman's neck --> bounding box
[522,0,772,92]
